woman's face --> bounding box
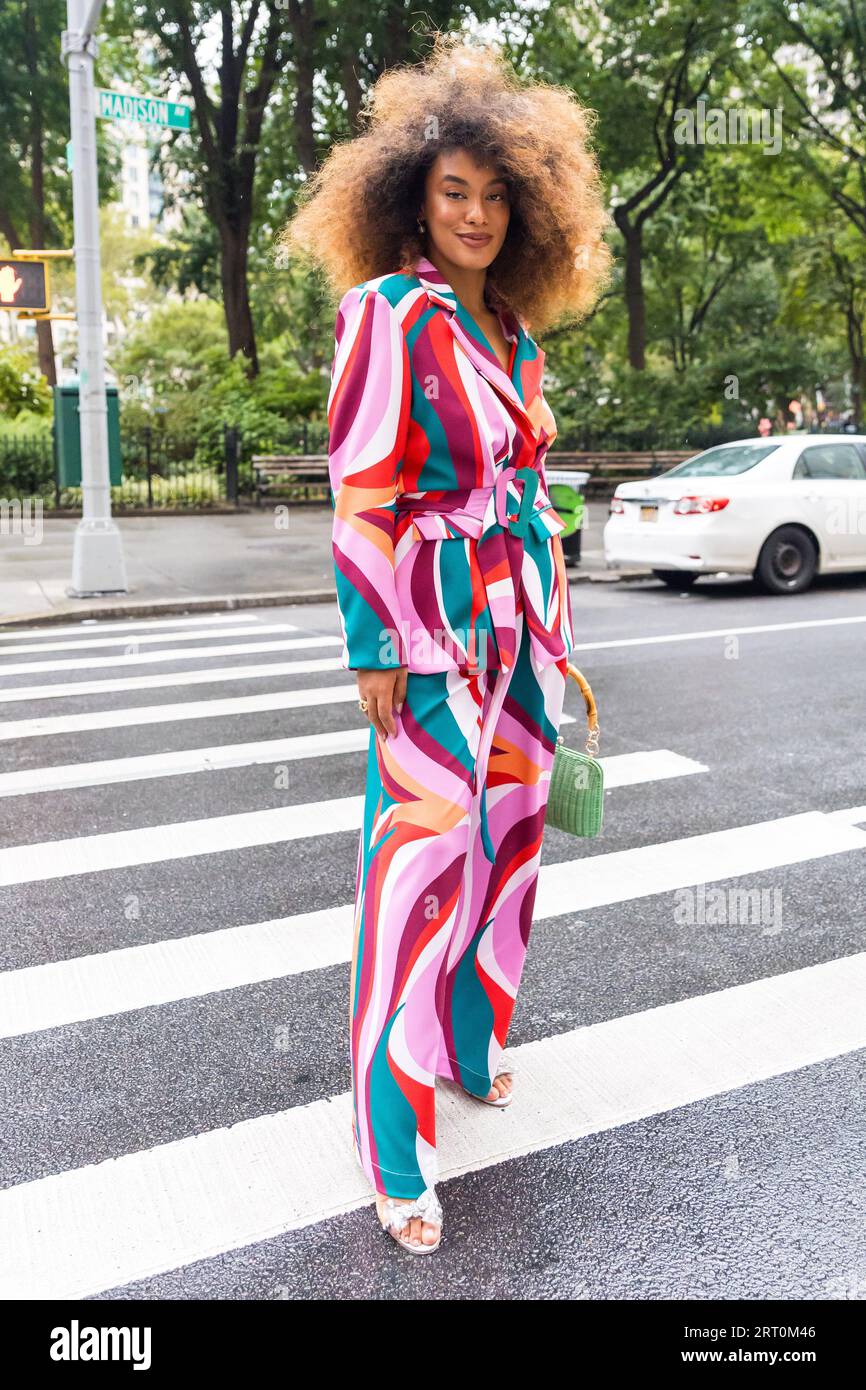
[420,148,510,271]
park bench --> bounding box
[250,449,695,505]
[545,450,692,492]
[251,455,331,504]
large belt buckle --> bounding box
[499,466,538,538]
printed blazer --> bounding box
[326,253,576,676]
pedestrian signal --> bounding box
[0,259,49,312]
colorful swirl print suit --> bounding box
[327,255,576,1199]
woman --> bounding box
[280,35,611,1254]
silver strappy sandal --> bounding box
[376,1188,443,1255]
[473,1050,518,1108]
[352,1135,443,1254]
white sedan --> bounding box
[603,435,866,593]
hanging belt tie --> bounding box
[493,465,539,536]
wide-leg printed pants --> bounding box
[349,605,569,1199]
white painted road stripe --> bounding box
[826,804,866,825]
[2,951,863,1298]
[588,748,707,789]
[0,743,706,798]
[0,635,341,677]
[0,685,362,740]
[571,612,866,652]
[0,730,370,793]
[0,907,355,1038]
[0,622,292,656]
[0,686,572,741]
[0,798,365,885]
[0,652,343,704]
[0,613,264,642]
[536,807,866,915]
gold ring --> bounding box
[358,698,369,712]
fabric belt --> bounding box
[394,466,551,672]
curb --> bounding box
[0,569,652,631]
[0,589,337,631]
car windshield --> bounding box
[660,443,780,477]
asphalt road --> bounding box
[0,569,864,1301]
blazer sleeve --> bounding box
[327,284,411,670]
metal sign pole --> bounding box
[61,0,127,596]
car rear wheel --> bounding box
[652,569,698,590]
[755,526,817,594]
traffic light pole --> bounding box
[61,0,127,596]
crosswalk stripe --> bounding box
[0,635,342,677]
[0,907,354,1038]
[0,622,291,657]
[0,798,364,884]
[571,613,866,651]
[0,654,343,704]
[0,685,363,740]
[0,613,264,641]
[0,790,863,899]
[0,730,370,793]
[2,950,863,1299]
[535,807,866,915]
[826,804,866,825]
[0,686,575,741]
[0,744,707,798]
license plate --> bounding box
[640,505,658,522]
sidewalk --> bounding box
[0,503,649,628]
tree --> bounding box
[108,1,297,378]
[743,0,866,240]
[781,213,866,427]
[530,0,743,368]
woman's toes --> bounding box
[422,1222,439,1245]
[408,1217,423,1245]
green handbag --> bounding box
[545,663,604,837]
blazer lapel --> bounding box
[411,256,541,435]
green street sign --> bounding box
[96,89,190,130]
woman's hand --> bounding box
[358,666,408,741]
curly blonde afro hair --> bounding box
[278,33,613,333]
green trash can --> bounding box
[53,381,123,487]
[546,469,589,564]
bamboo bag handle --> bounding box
[565,662,600,756]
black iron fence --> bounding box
[111,426,239,509]
[0,426,250,509]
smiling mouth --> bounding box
[456,232,492,245]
